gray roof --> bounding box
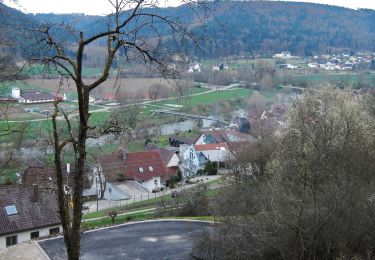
[0,185,60,236]
[20,91,55,101]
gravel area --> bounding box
[0,240,49,260]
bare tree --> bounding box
[196,88,375,259]
[27,1,206,259]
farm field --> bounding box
[280,72,375,85]
[21,77,192,99]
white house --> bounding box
[179,142,235,177]
[180,144,208,177]
[308,62,318,69]
[273,51,292,59]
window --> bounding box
[189,148,194,160]
[5,205,17,215]
[49,227,60,235]
[154,179,158,185]
[6,235,17,247]
[30,231,39,239]
[138,167,144,173]
[148,166,153,172]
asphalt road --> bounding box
[39,220,211,260]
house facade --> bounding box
[180,144,208,177]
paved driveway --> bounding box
[39,220,211,260]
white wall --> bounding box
[194,134,205,145]
[142,177,160,192]
[0,225,62,250]
[167,154,180,168]
[180,145,205,177]
[201,149,231,162]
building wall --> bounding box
[180,145,205,177]
[201,149,234,162]
[194,134,206,145]
[0,225,61,250]
[167,154,180,168]
[142,177,161,192]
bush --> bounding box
[204,161,218,175]
[116,174,125,182]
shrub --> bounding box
[116,173,125,182]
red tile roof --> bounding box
[195,142,228,151]
[99,150,176,182]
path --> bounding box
[84,175,220,213]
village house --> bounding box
[168,135,198,147]
[0,185,61,250]
[194,129,254,145]
[22,159,97,201]
[11,88,61,104]
[97,149,178,193]
[145,143,180,172]
[179,144,208,177]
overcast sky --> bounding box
[3,0,375,15]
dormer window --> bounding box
[5,205,17,216]
[148,166,154,172]
[138,167,144,173]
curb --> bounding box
[34,240,52,260]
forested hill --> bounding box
[194,1,375,57]
[2,1,375,58]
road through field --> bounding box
[0,83,240,123]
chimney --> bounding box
[31,184,39,203]
[117,148,128,160]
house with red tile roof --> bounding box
[0,185,61,249]
[98,149,178,193]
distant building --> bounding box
[187,63,201,73]
[11,88,60,104]
[286,64,297,69]
[0,185,61,249]
[273,51,292,59]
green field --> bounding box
[154,88,253,107]
[279,72,375,86]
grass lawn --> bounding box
[83,205,156,220]
[83,185,223,221]
[83,211,154,229]
[83,193,173,220]
[160,216,214,222]
[0,80,52,95]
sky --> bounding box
[3,0,375,15]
